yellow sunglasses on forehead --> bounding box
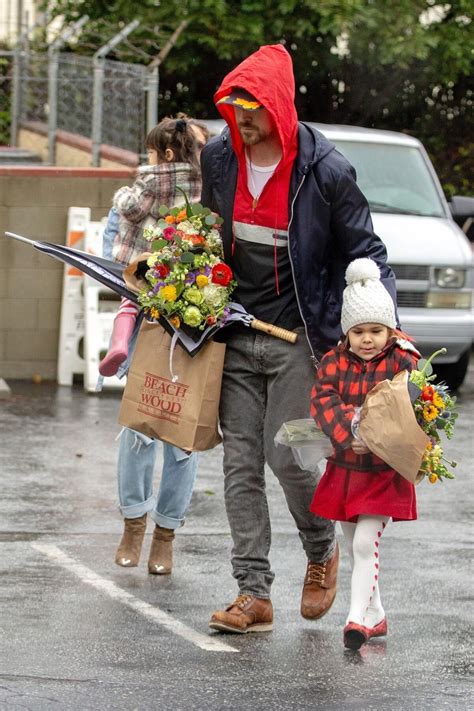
[217,90,262,111]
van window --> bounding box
[332,141,445,218]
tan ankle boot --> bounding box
[148,524,175,575]
[115,514,147,567]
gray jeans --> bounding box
[219,327,336,598]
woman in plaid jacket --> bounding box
[310,258,419,651]
[98,117,207,579]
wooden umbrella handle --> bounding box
[250,318,298,343]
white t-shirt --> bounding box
[246,157,279,199]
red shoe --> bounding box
[366,617,388,639]
[343,621,368,650]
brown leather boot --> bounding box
[209,595,273,634]
[115,514,147,567]
[148,524,175,575]
[301,542,339,620]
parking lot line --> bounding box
[32,543,238,654]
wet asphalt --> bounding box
[0,360,473,710]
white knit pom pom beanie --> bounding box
[341,258,396,334]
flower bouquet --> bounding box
[408,349,457,483]
[134,191,236,343]
[358,349,458,484]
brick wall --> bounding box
[0,167,133,380]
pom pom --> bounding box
[345,258,380,286]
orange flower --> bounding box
[421,385,435,402]
[165,215,176,224]
[176,209,187,222]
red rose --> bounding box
[211,262,233,286]
[154,263,170,278]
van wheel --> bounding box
[433,349,470,391]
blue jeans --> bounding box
[117,427,198,529]
[101,212,197,529]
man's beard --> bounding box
[238,124,268,145]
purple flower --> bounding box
[221,306,231,324]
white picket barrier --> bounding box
[83,218,124,392]
[57,208,124,392]
[57,207,90,386]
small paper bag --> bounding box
[119,320,226,451]
[359,370,430,484]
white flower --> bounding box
[177,220,197,236]
[202,284,227,308]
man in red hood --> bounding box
[201,44,397,634]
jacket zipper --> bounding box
[287,166,317,364]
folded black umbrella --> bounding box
[5,231,298,356]
[6,231,137,302]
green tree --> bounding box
[43,0,473,194]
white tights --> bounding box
[340,515,390,627]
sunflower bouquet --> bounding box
[136,192,236,340]
[356,348,458,485]
[409,349,458,483]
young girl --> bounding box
[310,258,419,651]
[99,117,203,376]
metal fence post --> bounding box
[47,16,89,165]
[47,45,58,164]
[10,46,23,146]
[146,65,159,133]
[91,56,104,167]
[10,12,51,147]
[146,19,189,126]
[90,20,140,167]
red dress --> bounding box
[310,462,417,522]
[309,341,418,523]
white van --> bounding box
[202,120,474,389]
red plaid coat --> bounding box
[310,339,420,472]
[112,162,201,265]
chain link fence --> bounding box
[1,45,154,164]
[0,51,12,143]
[56,54,93,139]
[101,58,147,153]
[19,51,49,124]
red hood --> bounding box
[214,44,298,163]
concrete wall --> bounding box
[0,166,133,380]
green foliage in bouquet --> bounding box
[137,190,236,336]
[409,349,458,483]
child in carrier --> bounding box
[99,116,202,376]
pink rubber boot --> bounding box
[99,312,136,376]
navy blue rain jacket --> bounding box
[200,121,398,359]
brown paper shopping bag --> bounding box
[119,320,226,451]
[359,370,430,484]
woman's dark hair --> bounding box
[145,116,200,174]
